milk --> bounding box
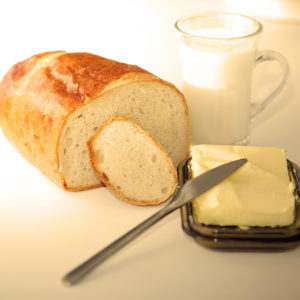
[183,83,251,144]
[179,28,256,145]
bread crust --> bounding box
[88,116,178,206]
[0,51,189,190]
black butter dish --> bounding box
[178,158,300,251]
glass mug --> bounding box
[175,12,289,145]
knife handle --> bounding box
[62,201,175,286]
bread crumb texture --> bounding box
[89,116,178,205]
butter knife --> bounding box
[62,158,247,286]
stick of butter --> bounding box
[191,145,295,227]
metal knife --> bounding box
[62,158,247,286]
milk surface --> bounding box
[179,28,256,144]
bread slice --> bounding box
[0,51,190,190]
[88,116,178,206]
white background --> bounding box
[0,1,300,299]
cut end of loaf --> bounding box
[58,80,189,191]
[88,116,178,205]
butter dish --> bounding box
[178,158,300,251]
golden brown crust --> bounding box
[88,116,178,206]
[0,51,188,190]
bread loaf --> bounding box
[0,51,190,190]
[88,116,178,205]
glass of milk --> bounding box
[175,12,289,145]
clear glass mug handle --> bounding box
[251,50,289,121]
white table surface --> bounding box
[1,1,300,299]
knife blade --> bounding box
[168,158,247,211]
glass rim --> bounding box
[175,12,263,40]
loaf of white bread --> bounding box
[89,116,178,205]
[0,51,190,191]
